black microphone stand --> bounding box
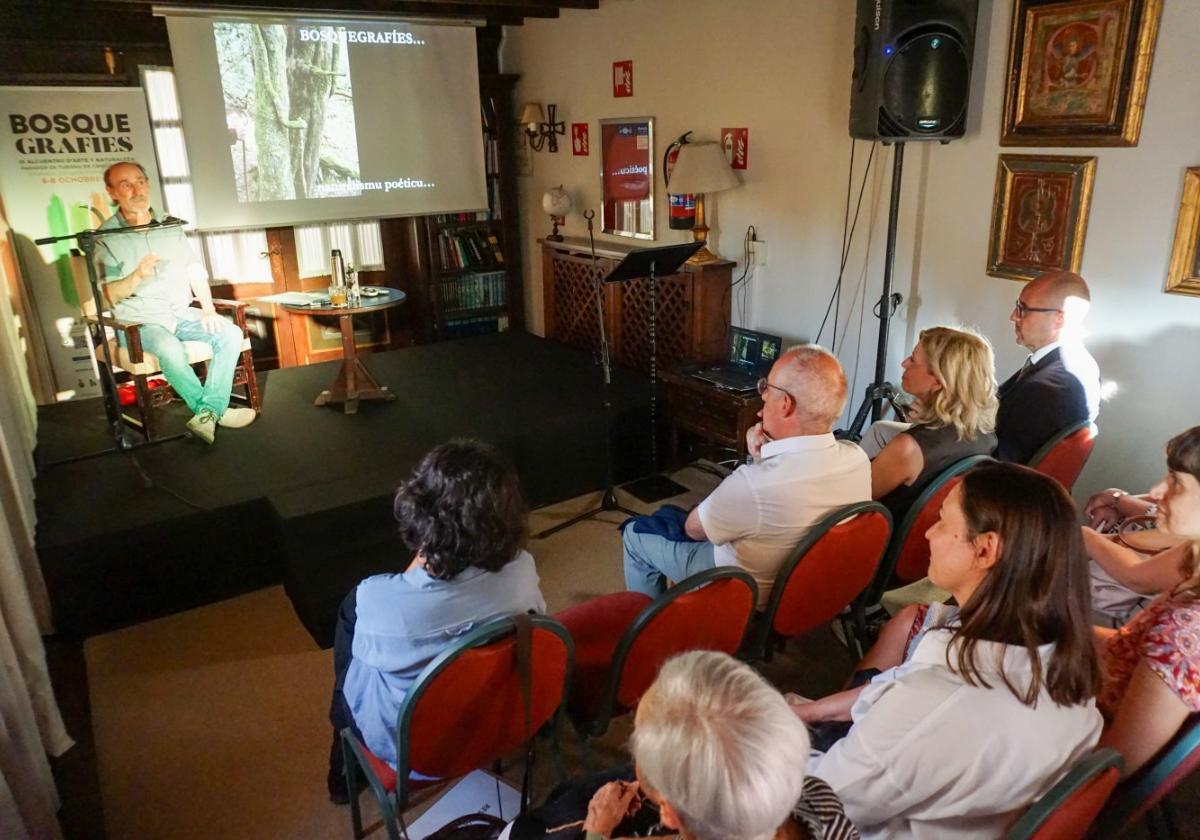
[35,217,189,465]
[534,210,639,539]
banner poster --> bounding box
[0,86,161,399]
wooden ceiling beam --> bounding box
[101,0,576,22]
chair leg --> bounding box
[134,374,155,440]
[240,347,261,411]
[848,600,868,661]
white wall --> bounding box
[502,0,1200,496]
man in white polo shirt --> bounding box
[622,344,871,608]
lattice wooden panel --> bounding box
[550,255,607,353]
[617,274,691,373]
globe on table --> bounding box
[542,185,572,241]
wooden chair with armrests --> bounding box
[83,297,260,440]
[745,501,892,662]
[339,614,574,840]
[553,566,757,757]
[1005,749,1123,840]
[1028,420,1098,493]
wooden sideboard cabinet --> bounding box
[541,238,733,374]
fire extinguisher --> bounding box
[664,131,697,230]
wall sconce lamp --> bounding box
[520,102,565,153]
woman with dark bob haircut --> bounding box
[326,439,545,802]
[799,462,1103,838]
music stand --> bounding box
[605,240,703,503]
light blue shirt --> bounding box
[96,209,205,330]
[344,549,546,770]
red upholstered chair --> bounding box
[1091,713,1200,838]
[746,501,892,662]
[1028,420,1098,492]
[1005,749,1122,840]
[863,455,992,606]
[340,615,573,840]
[555,566,757,741]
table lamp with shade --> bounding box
[665,141,740,263]
[542,185,572,241]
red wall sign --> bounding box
[721,128,749,170]
[612,60,634,98]
[571,123,590,156]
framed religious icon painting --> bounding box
[1165,167,1200,297]
[987,154,1096,281]
[1001,0,1162,146]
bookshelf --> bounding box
[420,74,524,342]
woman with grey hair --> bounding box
[512,650,856,840]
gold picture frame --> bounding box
[1001,0,1162,147]
[1165,167,1200,297]
[988,154,1097,281]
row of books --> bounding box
[435,212,493,224]
[444,313,509,338]
[437,228,504,271]
[487,177,503,220]
[484,135,500,175]
[441,271,507,313]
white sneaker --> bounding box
[186,409,217,444]
[218,407,258,429]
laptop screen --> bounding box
[727,327,782,376]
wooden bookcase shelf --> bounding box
[416,74,524,343]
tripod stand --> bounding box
[839,142,908,442]
[534,210,639,540]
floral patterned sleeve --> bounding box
[1140,597,1200,712]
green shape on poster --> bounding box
[46,195,80,307]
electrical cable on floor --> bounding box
[126,450,214,512]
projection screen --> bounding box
[163,11,487,230]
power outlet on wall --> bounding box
[749,239,768,266]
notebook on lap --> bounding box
[692,327,783,393]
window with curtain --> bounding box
[294,221,385,279]
[141,67,384,284]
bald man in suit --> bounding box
[995,270,1100,464]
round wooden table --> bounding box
[281,288,407,414]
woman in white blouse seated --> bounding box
[796,461,1103,839]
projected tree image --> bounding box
[215,22,362,202]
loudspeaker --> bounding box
[850,0,980,142]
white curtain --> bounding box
[0,215,72,838]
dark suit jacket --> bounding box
[995,344,1100,465]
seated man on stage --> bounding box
[97,160,256,444]
[622,344,872,608]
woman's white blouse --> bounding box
[811,628,1102,840]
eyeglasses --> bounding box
[1012,299,1062,318]
[756,377,795,402]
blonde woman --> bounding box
[870,326,998,522]
[1089,426,1200,775]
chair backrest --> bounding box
[592,566,756,734]
[761,501,892,645]
[396,615,573,802]
[880,454,993,590]
[1006,749,1122,840]
[1096,713,1200,831]
[1028,420,1098,492]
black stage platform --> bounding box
[35,332,652,644]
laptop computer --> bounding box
[691,327,783,393]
